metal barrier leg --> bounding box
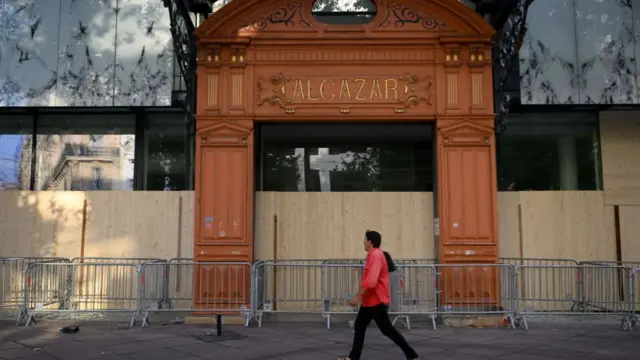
[391,315,410,331]
[430,314,436,331]
[129,311,140,328]
[141,311,150,328]
[516,315,529,331]
[507,313,516,330]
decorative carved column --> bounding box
[436,42,498,307]
[193,118,254,309]
[436,116,499,305]
[229,45,247,115]
[196,46,222,116]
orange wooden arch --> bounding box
[194,0,499,311]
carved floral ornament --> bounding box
[242,2,312,31]
[239,1,449,33]
[256,73,433,114]
[377,2,447,31]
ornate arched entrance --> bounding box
[193,0,498,310]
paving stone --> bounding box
[0,343,24,351]
[0,347,44,359]
[124,348,202,360]
[171,342,231,357]
[0,320,638,360]
[40,342,105,360]
[104,340,165,355]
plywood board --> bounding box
[253,191,435,312]
[619,206,640,263]
[497,192,521,259]
[0,191,84,258]
[518,191,618,311]
[600,111,640,206]
[519,191,616,261]
[254,192,435,261]
[84,191,187,259]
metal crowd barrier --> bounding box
[514,264,634,331]
[71,257,166,265]
[435,264,517,329]
[7,257,640,332]
[1,257,69,315]
[388,264,436,330]
[630,268,640,330]
[139,261,253,327]
[321,263,365,329]
[252,260,330,327]
[18,262,140,327]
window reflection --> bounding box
[264,145,432,192]
[262,123,433,192]
[497,112,601,191]
[0,116,33,190]
[145,114,187,191]
[35,115,135,191]
[312,0,377,24]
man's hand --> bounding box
[349,295,361,306]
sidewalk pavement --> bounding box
[1,320,638,360]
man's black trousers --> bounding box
[348,303,418,360]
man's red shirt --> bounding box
[360,248,390,307]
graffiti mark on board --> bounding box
[219,221,225,237]
[233,219,241,228]
[204,216,215,230]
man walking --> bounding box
[340,230,419,360]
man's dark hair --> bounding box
[365,230,382,248]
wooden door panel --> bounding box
[194,120,254,314]
[439,264,500,306]
[199,147,248,243]
[194,263,251,305]
[442,146,493,243]
[437,120,500,308]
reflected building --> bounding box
[33,134,133,191]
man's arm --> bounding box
[356,252,383,296]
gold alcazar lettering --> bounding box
[257,73,433,113]
[286,77,401,101]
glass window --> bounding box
[260,123,433,192]
[0,115,34,190]
[35,114,135,191]
[144,114,187,191]
[518,0,579,105]
[497,112,601,191]
[312,0,377,24]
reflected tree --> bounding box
[312,0,376,11]
[338,148,380,191]
[0,0,57,106]
[519,0,637,105]
[263,149,301,191]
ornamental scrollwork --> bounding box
[396,75,434,112]
[256,74,295,112]
[378,3,447,30]
[244,3,313,31]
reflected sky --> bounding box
[0,135,27,189]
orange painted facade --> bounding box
[194,0,499,308]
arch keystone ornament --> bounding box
[194,0,497,312]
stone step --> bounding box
[439,314,510,328]
[184,315,247,325]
